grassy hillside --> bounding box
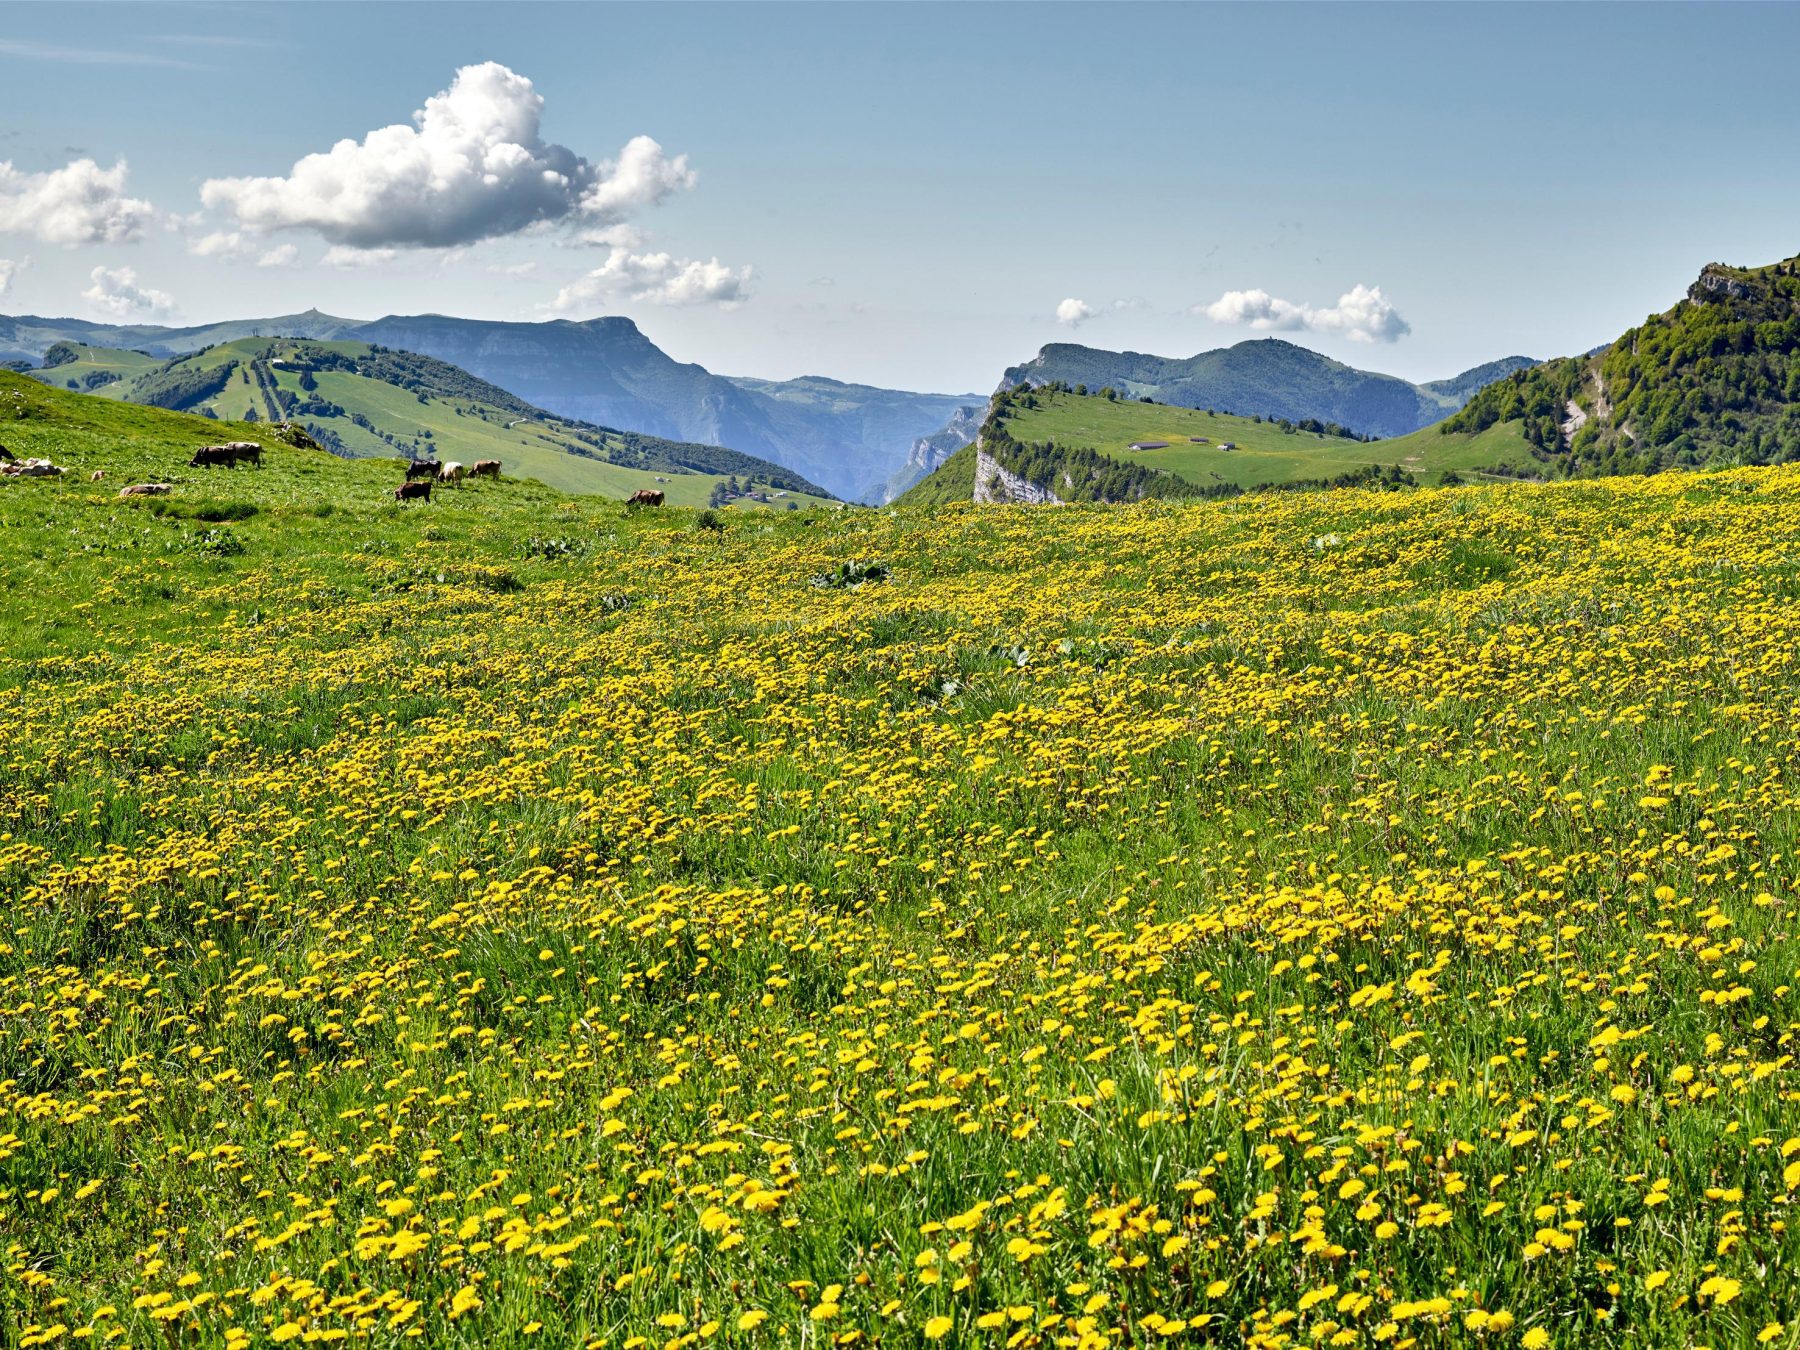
[1446,253,1800,474]
[32,341,162,393]
[910,389,1521,497]
[29,339,834,508]
[999,338,1521,439]
[892,440,979,506]
[6,386,1800,1345]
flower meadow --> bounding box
[3,403,1800,1347]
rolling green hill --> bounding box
[28,339,834,508]
[2,309,973,501]
[1443,253,1800,475]
[897,388,1489,504]
[1000,338,1537,439]
[34,341,163,393]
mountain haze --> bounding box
[0,310,974,501]
[29,336,834,505]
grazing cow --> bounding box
[189,441,263,468]
[90,470,105,482]
[437,461,465,485]
[470,459,501,480]
[0,443,14,462]
[119,483,172,497]
[405,459,441,482]
[394,480,432,503]
[625,489,665,507]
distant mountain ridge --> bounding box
[27,335,834,504]
[0,309,974,501]
[999,339,1536,439]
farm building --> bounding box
[1127,441,1170,451]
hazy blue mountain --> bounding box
[724,374,979,500]
[0,309,362,366]
[0,309,971,500]
[879,403,985,503]
[999,338,1538,439]
[1420,356,1539,406]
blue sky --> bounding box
[2,1,1798,393]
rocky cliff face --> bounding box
[879,403,983,503]
[972,442,1063,505]
[1690,267,1755,303]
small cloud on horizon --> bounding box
[82,264,175,319]
[1055,297,1095,328]
[548,246,751,311]
[322,244,400,269]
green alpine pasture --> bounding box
[997,390,1540,490]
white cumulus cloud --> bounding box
[257,243,301,269]
[1200,288,1310,331]
[199,62,696,249]
[581,135,695,223]
[322,244,400,269]
[0,158,155,246]
[189,229,248,258]
[1055,297,1095,328]
[1200,283,1409,344]
[1307,284,1411,343]
[82,265,175,319]
[550,247,750,310]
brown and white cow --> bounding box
[625,488,665,507]
[119,483,172,497]
[470,459,501,480]
[437,461,466,485]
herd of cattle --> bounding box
[79,439,675,508]
[393,458,501,502]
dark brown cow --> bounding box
[190,441,263,468]
[394,480,432,503]
[405,459,441,482]
[470,459,501,480]
[625,489,665,507]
